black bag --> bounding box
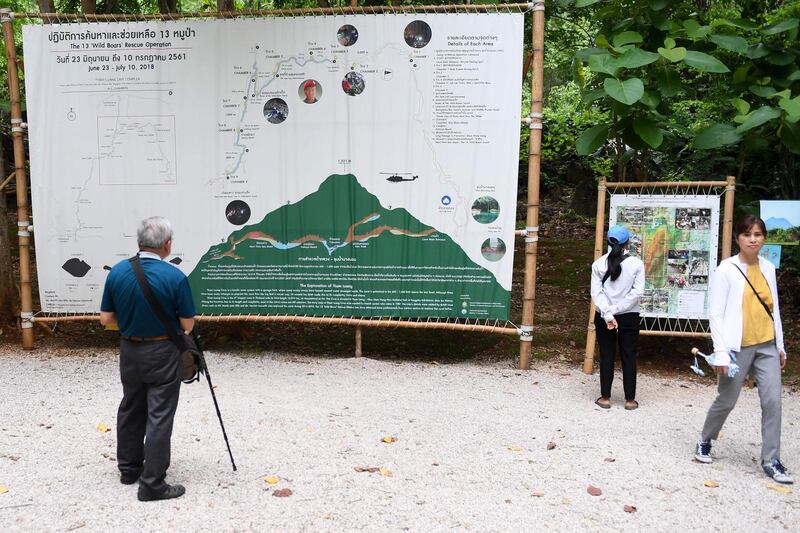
[129,256,201,383]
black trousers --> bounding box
[595,312,640,401]
[117,339,181,493]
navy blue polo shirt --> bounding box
[100,253,196,337]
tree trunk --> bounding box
[38,0,55,13]
[103,0,119,14]
[217,0,234,12]
[158,0,178,14]
[0,145,17,322]
[81,0,96,14]
[317,0,331,8]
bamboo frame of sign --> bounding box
[7,4,542,362]
[2,9,35,349]
[581,177,736,374]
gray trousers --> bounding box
[117,339,181,493]
[701,340,782,464]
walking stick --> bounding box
[192,329,237,472]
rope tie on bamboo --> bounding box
[518,325,533,339]
[531,2,545,11]
[21,311,34,329]
[0,8,13,22]
[18,220,31,237]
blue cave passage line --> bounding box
[227,55,333,176]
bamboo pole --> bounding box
[582,179,607,374]
[517,2,545,370]
[21,4,532,21]
[604,180,729,189]
[2,9,35,350]
[32,314,520,335]
[354,326,362,357]
[720,176,736,259]
[1,171,15,190]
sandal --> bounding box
[595,397,611,409]
[625,400,639,410]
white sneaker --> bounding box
[694,439,712,463]
[763,459,794,484]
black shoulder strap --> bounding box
[601,254,630,285]
[129,256,183,346]
[734,264,774,322]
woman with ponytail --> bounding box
[590,225,645,410]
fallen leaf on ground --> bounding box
[96,423,111,433]
[703,480,720,488]
[272,488,292,497]
[767,483,793,494]
[263,476,279,485]
[561,497,570,504]
[508,446,524,452]
[587,485,602,496]
[430,361,440,365]
[0,485,8,494]
[382,436,397,443]
[624,504,637,513]
[323,513,333,520]
[379,467,393,477]
[531,490,544,497]
[604,457,616,462]
[546,441,556,450]
[354,466,380,473]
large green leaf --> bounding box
[640,91,661,108]
[588,53,619,75]
[711,18,759,31]
[745,44,771,59]
[576,124,609,155]
[781,121,800,154]
[732,65,750,84]
[731,98,750,115]
[655,67,681,97]
[749,85,776,98]
[612,31,643,48]
[683,51,730,73]
[616,48,660,68]
[735,106,781,133]
[658,46,687,62]
[648,0,671,11]
[633,117,664,148]
[694,123,742,149]
[576,47,609,60]
[603,77,645,105]
[766,52,796,66]
[761,18,799,36]
[683,19,710,39]
[709,34,749,54]
[575,0,601,7]
[581,88,606,104]
[779,96,800,122]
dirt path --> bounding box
[1,347,798,532]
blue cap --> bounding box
[607,225,631,244]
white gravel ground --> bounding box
[0,346,798,532]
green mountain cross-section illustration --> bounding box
[188,174,511,319]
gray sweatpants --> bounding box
[701,340,782,464]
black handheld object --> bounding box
[192,329,237,472]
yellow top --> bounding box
[741,264,774,347]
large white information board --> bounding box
[23,15,523,318]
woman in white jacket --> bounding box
[590,225,645,410]
[694,215,791,484]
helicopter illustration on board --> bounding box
[380,172,419,183]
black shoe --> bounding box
[120,470,142,485]
[137,483,186,502]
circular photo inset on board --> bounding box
[404,20,432,48]
[298,79,322,104]
[225,200,251,226]
[263,98,288,124]
[337,24,358,46]
[481,237,506,262]
[342,71,365,96]
[471,196,500,224]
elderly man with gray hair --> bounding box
[100,216,196,501]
